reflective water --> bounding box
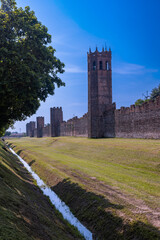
[9,148,92,240]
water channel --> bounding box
[9,147,93,240]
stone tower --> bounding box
[26,121,35,137]
[26,123,30,137]
[50,107,63,137]
[88,47,115,138]
[37,117,44,138]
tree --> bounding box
[135,85,160,106]
[4,131,11,136]
[0,126,8,136]
[150,84,160,100]
[135,99,145,106]
[0,0,65,135]
[1,0,16,11]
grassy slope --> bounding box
[7,137,160,239]
[0,140,83,240]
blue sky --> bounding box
[10,0,160,132]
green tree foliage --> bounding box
[4,131,11,136]
[150,84,160,100]
[135,85,160,106]
[135,99,145,106]
[0,126,7,136]
[1,0,16,11]
[0,0,65,135]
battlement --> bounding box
[87,47,111,56]
[115,96,160,139]
[60,113,88,137]
[62,113,88,124]
[52,107,62,110]
[116,96,160,116]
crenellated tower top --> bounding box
[88,47,111,54]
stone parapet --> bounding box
[115,96,160,139]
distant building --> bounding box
[9,133,26,138]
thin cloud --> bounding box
[113,62,158,75]
[65,65,87,73]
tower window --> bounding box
[93,61,96,70]
[106,61,109,70]
[99,61,103,70]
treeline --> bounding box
[135,84,160,106]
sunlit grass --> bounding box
[7,137,160,209]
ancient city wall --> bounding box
[60,114,88,137]
[26,96,160,139]
[43,124,51,137]
[33,128,37,138]
[102,103,116,138]
[115,96,160,139]
[26,49,160,140]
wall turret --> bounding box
[37,117,44,138]
[50,107,63,137]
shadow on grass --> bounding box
[52,179,160,240]
[17,149,22,155]
[29,159,36,166]
[7,143,13,148]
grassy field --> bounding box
[0,139,83,240]
[7,137,160,239]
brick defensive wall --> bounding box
[42,124,51,137]
[115,96,160,139]
[60,113,88,137]
[26,97,160,139]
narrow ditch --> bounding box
[9,147,93,240]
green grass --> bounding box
[0,140,84,240]
[7,137,160,206]
[7,137,160,239]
